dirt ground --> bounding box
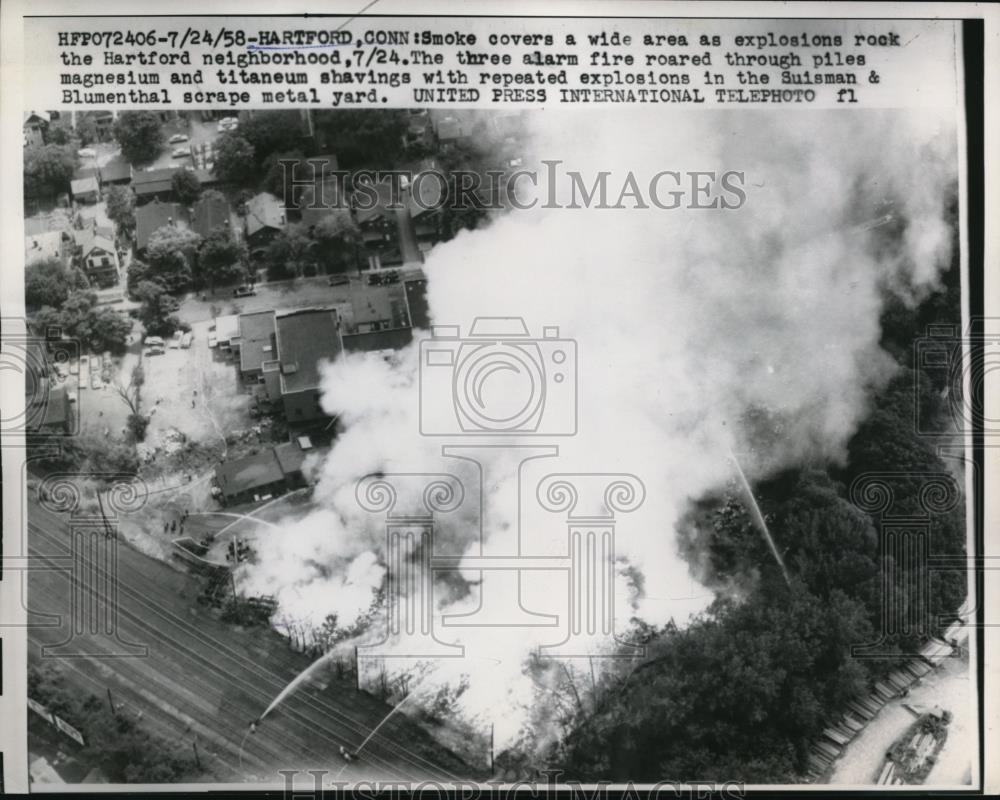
[140,318,249,455]
[826,652,975,786]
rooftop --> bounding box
[274,308,342,394]
[214,448,284,499]
[99,157,132,183]
[75,225,115,256]
[238,310,277,373]
[214,313,240,343]
[132,167,180,196]
[70,176,99,196]
[134,200,186,250]
[245,192,286,237]
[190,194,232,239]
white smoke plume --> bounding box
[239,108,957,751]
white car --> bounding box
[208,335,218,348]
[168,134,189,144]
[172,147,191,159]
[77,148,96,159]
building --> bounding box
[190,193,232,239]
[26,386,74,435]
[237,310,277,384]
[99,156,132,187]
[244,192,286,254]
[74,224,119,286]
[70,174,100,204]
[213,439,310,506]
[24,111,50,147]
[132,167,181,204]
[404,277,431,330]
[134,200,186,253]
[265,308,342,424]
[340,282,415,354]
[213,314,241,349]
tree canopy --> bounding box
[212,133,256,186]
[113,111,164,165]
[24,144,78,199]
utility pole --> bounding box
[106,687,116,716]
[490,723,494,775]
[354,646,360,692]
[192,740,202,770]
[95,488,114,540]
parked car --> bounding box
[208,335,218,348]
[233,285,257,297]
[172,147,192,159]
[180,332,194,349]
[328,274,350,286]
[90,372,102,389]
[168,133,189,144]
[169,331,183,348]
[143,336,165,348]
[89,355,100,370]
[69,359,79,375]
[67,391,78,404]
[77,148,96,159]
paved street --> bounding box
[26,497,472,784]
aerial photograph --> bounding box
[20,100,974,789]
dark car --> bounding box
[328,275,350,286]
[233,285,257,297]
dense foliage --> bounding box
[548,211,966,782]
[113,111,164,165]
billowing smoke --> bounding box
[239,108,956,750]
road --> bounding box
[26,497,472,785]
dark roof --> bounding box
[273,440,307,475]
[99,157,132,183]
[214,449,284,499]
[238,310,277,373]
[299,179,346,227]
[190,194,231,238]
[132,167,180,196]
[73,165,99,181]
[341,327,413,353]
[70,176,100,196]
[404,278,431,330]
[135,200,185,250]
[347,284,410,329]
[274,308,342,394]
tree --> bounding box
[212,133,256,186]
[105,185,136,237]
[25,258,88,310]
[145,225,201,290]
[312,210,362,272]
[86,307,132,354]
[133,280,181,337]
[262,148,304,198]
[23,144,78,199]
[171,168,202,205]
[239,111,305,166]
[264,223,312,280]
[198,227,247,289]
[113,111,163,165]
[313,110,409,168]
[29,290,130,354]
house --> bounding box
[298,178,347,229]
[353,178,440,268]
[244,192,286,255]
[74,224,119,286]
[70,175,100,204]
[190,193,232,239]
[134,199,186,253]
[24,111,50,147]
[213,439,310,506]
[98,156,132,187]
[237,310,277,384]
[264,308,342,424]
[25,230,73,267]
[132,167,181,204]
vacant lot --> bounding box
[140,319,250,457]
